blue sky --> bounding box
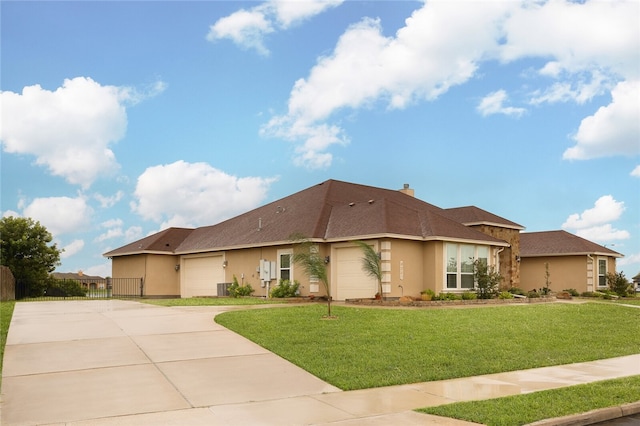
[2,0,639,279]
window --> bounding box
[598,258,607,287]
[280,252,291,281]
[445,244,492,290]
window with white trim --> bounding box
[445,244,490,290]
[598,258,607,287]
[278,249,292,282]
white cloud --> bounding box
[477,90,526,117]
[94,191,124,208]
[131,160,277,228]
[22,195,93,237]
[562,195,630,243]
[618,252,640,267]
[0,77,165,188]
[563,80,640,160]
[60,239,85,259]
[207,8,274,55]
[631,165,640,177]
[501,0,639,79]
[101,218,123,228]
[562,195,625,229]
[125,226,143,242]
[263,2,514,168]
[257,0,638,168]
[95,228,124,243]
[207,0,343,55]
[575,224,630,243]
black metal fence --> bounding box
[15,277,144,300]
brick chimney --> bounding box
[399,183,414,197]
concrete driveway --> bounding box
[1,300,639,425]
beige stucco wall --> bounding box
[520,255,617,294]
[145,255,181,296]
[111,256,146,279]
[111,254,181,297]
[385,239,424,298]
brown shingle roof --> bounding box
[174,179,508,253]
[444,206,524,230]
[520,230,623,257]
[104,227,194,257]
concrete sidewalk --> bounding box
[1,300,638,425]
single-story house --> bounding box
[104,179,622,299]
[51,272,106,289]
[519,230,623,294]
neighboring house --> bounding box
[104,179,621,300]
[51,272,105,289]
[519,230,623,294]
[633,272,640,291]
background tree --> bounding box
[290,233,333,317]
[607,271,631,297]
[355,240,383,299]
[0,216,61,296]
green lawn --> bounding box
[419,375,640,426]
[1,300,16,388]
[141,297,288,306]
[215,303,640,390]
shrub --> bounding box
[527,290,540,298]
[461,291,477,300]
[474,259,502,299]
[420,288,435,300]
[435,292,461,301]
[498,291,514,299]
[607,272,632,297]
[228,275,255,298]
[563,288,580,297]
[580,291,600,298]
[46,279,88,297]
[508,287,526,296]
[270,279,300,298]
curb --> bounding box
[525,400,640,425]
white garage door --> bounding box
[182,256,224,298]
[335,246,377,301]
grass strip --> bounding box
[215,303,640,390]
[141,297,287,306]
[1,300,16,388]
[418,375,640,426]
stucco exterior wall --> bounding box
[386,239,424,298]
[111,254,180,297]
[521,256,586,293]
[521,255,618,294]
[144,255,181,297]
[111,256,146,280]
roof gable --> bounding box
[444,206,524,230]
[104,227,194,257]
[520,230,622,257]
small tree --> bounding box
[607,271,631,297]
[290,233,333,317]
[473,259,501,299]
[354,240,383,299]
